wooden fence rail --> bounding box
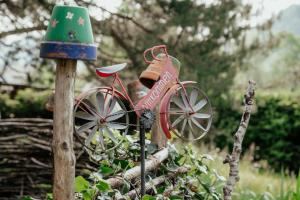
[0,118,97,200]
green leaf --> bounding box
[100,165,114,175]
[46,193,53,200]
[21,197,33,200]
[170,195,182,200]
[142,194,156,200]
[96,179,111,192]
[74,176,90,193]
[146,143,158,154]
[82,191,92,200]
[113,159,130,169]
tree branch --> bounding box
[223,80,256,200]
[0,25,46,39]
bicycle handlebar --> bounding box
[143,45,169,64]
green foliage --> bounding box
[214,94,300,172]
[72,135,224,199]
[292,170,300,200]
[75,176,90,193]
[0,88,52,118]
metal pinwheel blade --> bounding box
[167,86,212,141]
[73,88,129,158]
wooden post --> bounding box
[52,60,77,200]
[39,5,97,200]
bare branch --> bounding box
[110,28,139,67]
[77,0,154,34]
[0,25,46,39]
[223,80,256,200]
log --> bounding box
[106,148,169,188]
[52,60,77,200]
[118,166,190,199]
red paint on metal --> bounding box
[159,81,197,139]
[134,57,178,116]
[96,70,113,77]
[143,45,168,64]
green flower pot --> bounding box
[40,5,97,60]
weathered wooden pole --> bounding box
[40,5,96,200]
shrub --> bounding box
[214,95,300,172]
[0,88,52,119]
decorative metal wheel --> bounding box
[74,88,129,158]
[165,84,212,141]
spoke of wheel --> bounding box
[172,95,186,110]
[180,90,190,109]
[193,113,211,119]
[75,111,97,121]
[171,115,185,127]
[188,119,198,138]
[180,119,187,136]
[106,110,126,122]
[85,125,98,146]
[193,99,207,112]
[107,122,127,130]
[77,121,96,134]
[190,89,198,106]
[98,128,106,150]
[80,99,99,117]
[191,117,206,132]
[105,97,117,116]
[167,111,186,115]
[104,126,118,144]
[96,92,105,115]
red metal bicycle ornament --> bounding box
[73,45,212,157]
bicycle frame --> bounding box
[109,56,179,117]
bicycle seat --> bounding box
[96,63,127,77]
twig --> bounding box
[223,80,256,200]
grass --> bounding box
[192,144,298,200]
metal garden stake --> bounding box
[40,5,96,200]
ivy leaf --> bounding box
[100,165,114,175]
[46,193,53,200]
[146,143,158,155]
[21,197,33,200]
[96,179,111,192]
[142,195,156,200]
[82,189,95,200]
[75,176,89,193]
[170,195,182,200]
[113,159,131,170]
[157,186,166,194]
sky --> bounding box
[244,0,300,24]
[98,0,300,24]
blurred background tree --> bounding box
[1,0,300,173]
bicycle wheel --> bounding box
[161,83,212,141]
[74,87,129,158]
